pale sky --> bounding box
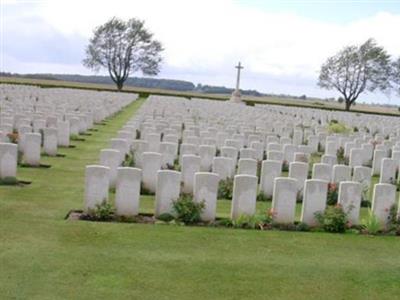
[1,0,400,103]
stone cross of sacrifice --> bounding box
[235,62,244,91]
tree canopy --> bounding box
[318,39,392,111]
[83,17,163,91]
[392,57,400,95]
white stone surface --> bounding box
[193,172,219,221]
[338,181,362,224]
[212,157,234,180]
[115,167,142,217]
[237,158,257,176]
[155,170,181,217]
[312,163,332,182]
[0,142,18,179]
[379,158,397,184]
[231,175,258,220]
[181,154,201,194]
[142,152,162,193]
[84,165,110,212]
[199,145,216,172]
[260,160,282,198]
[372,183,396,227]
[43,128,58,156]
[332,165,352,184]
[24,133,41,166]
[301,179,328,226]
[99,149,121,188]
[272,177,298,223]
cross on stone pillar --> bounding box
[235,62,243,91]
[230,62,244,104]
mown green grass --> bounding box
[1,97,400,300]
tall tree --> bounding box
[318,39,392,111]
[392,57,400,95]
[83,17,163,91]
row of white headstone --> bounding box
[84,163,399,227]
[0,84,138,180]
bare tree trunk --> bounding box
[345,100,351,111]
[116,80,124,91]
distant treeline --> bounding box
[1,72,310,100]
[194,84,264,97]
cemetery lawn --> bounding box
[1,98,400,300]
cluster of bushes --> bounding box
[327,120,351,134]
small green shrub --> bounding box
[123,153,135,167]
[296,222,310,232]
[88,201,114,221]
[327,183,338,205]
[172,195,205,225]
[218,178,234,199]
[362,209,381,235]
[232,214,270,230]
[315,205,347,233]
[328,122,350,134]
[217,218,234,227]
[165,158,180,171]
[336,147,346,164]
[388,204,399,228]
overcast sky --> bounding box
[2,0,400,103]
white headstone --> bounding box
[338,181,362,225]
[193,172,219,222]
[231,175,258,220]
[372,183,396,227]
[115,167,142,217]
[0,142,17,179]
[181,154,201,194]
[154,170,181,217]
[84,165,110,212]
[272,177,298,223]
[142,152,162,193]
[300,179,328,226]
[259,160,282,198]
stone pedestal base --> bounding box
[229,90,243,104]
